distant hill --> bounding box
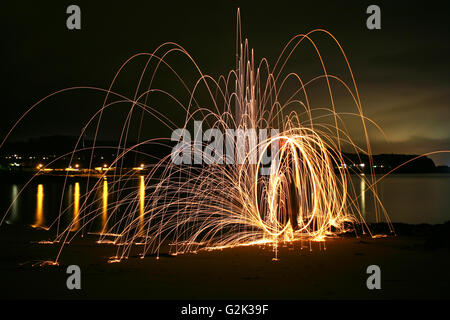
[342,153,439,173]
[0,135,448,174]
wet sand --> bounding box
[0,223,449,300]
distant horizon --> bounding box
[2,134,449,167]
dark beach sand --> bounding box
[0,223,449,300]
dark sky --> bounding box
[1,1,449,165]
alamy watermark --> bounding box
[171,121,280,176]
[66,265,81,290]
[366,264,381,290]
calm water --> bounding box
[0,176,146,233]
[0,174,449,230]
[354,173,450,225]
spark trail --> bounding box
[1,10,396,264]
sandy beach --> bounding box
[0,223,449,300]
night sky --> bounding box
[1,1,449,165]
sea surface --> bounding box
[0,173,449,231]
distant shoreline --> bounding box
[0,169,448,180]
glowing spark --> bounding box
[0,9,411,264]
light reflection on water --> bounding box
[0,174,449,230]
[33,184,44,228]
[71,182,80,231]
[9,185,18,222]
[102,179,108,233]
[139,175,145,236]
[360,177,366,219]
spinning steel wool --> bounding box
[1,10,394,264]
